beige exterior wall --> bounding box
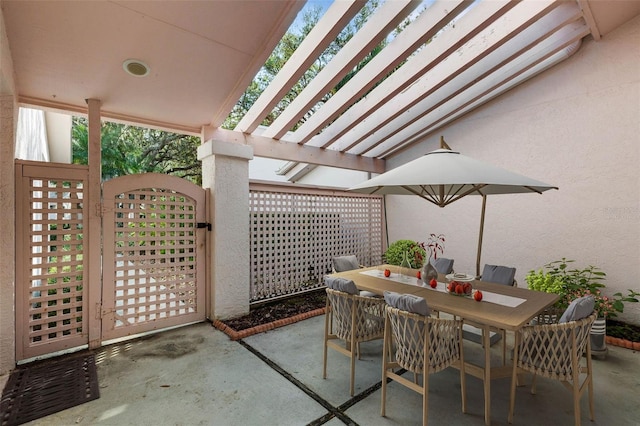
[0,5,16,375]
[198,139,253,320]
[387,15,640,324]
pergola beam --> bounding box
[202,127,384,174]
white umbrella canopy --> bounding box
[349,146,558,276]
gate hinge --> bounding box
[197,222,212,231]
[98,303,115,319]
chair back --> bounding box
[385,306,461,375]
[481,264,516,286]
[332,255,360,272]
[516,312,596,380]
[326,288,385,342]
[431,257,454,274]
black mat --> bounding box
[0,353,100,426]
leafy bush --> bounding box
[526,258,639,318]
[384,240,426,269]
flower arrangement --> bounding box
[426,233,445,260]
[526,258,639,318]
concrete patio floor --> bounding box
[19,315,640,425]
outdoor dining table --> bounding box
[329,265,559,425]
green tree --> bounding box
[72,117,201,184]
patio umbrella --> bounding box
[349,142,558,276]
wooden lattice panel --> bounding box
[111,189,198,328]
[26,177,87,348]
[249,184,384,302]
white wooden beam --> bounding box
[373,21,589,157]
[203,127,384,173]
[577,0,601,41]
[336,0,568,155]
[306,0,519,151]
[261,0,423,140]
[235,0,366,133]
[289,0,473,145]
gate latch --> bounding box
[197,222,212,231]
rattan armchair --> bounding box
[323,287,386,396]
[381,305,466,426]
[508,310,596,426]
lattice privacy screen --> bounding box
[111,189,198,327]
[26,177,86,346]
[249,185,384,302]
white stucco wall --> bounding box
[384,16,640,325]
[294,164,371,188]
[199,140,253,320]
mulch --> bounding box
[213,290,327,340]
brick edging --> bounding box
[605,335,640,351]
[212,307,326,340]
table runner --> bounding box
[359,269,526,308]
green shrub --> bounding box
[384,240,426,269]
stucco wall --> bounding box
[0,5,16,375]
[386,16,640,325]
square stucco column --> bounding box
[0,95,16,375]
[198,139,253,320]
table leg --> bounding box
[483,324,491,425]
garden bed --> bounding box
[606,319,640,350]
[213,290,326,340]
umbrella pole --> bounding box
[476,194,487,278]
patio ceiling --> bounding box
[3,0,640,173]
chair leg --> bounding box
[350,345,356,396]
[323,306,330,379]
[573,377,581,426]
[423,372,429,426]
[586,342,595,421]
[459,333,466,414]
[381,317,390,417]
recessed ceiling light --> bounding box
[123,59,150,77]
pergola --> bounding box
[3,0,638,171]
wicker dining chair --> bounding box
[323,278,386,396]
[381,292,466,426]
[508,296,596,426]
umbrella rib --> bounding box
[442,184,489,206]
[403,186,443,206]
[523,185,544,194]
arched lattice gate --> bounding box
[101,174,207,341]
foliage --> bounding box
[526,258,639,318]
[384,240,426,269]
[222,0,387,131]
[425,233,445,260]
[72,117,201,184]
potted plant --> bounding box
[384,239,426,269]
[526,258,639,357]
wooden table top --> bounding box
[330,265,559,331]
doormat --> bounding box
[0,353,100,426]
